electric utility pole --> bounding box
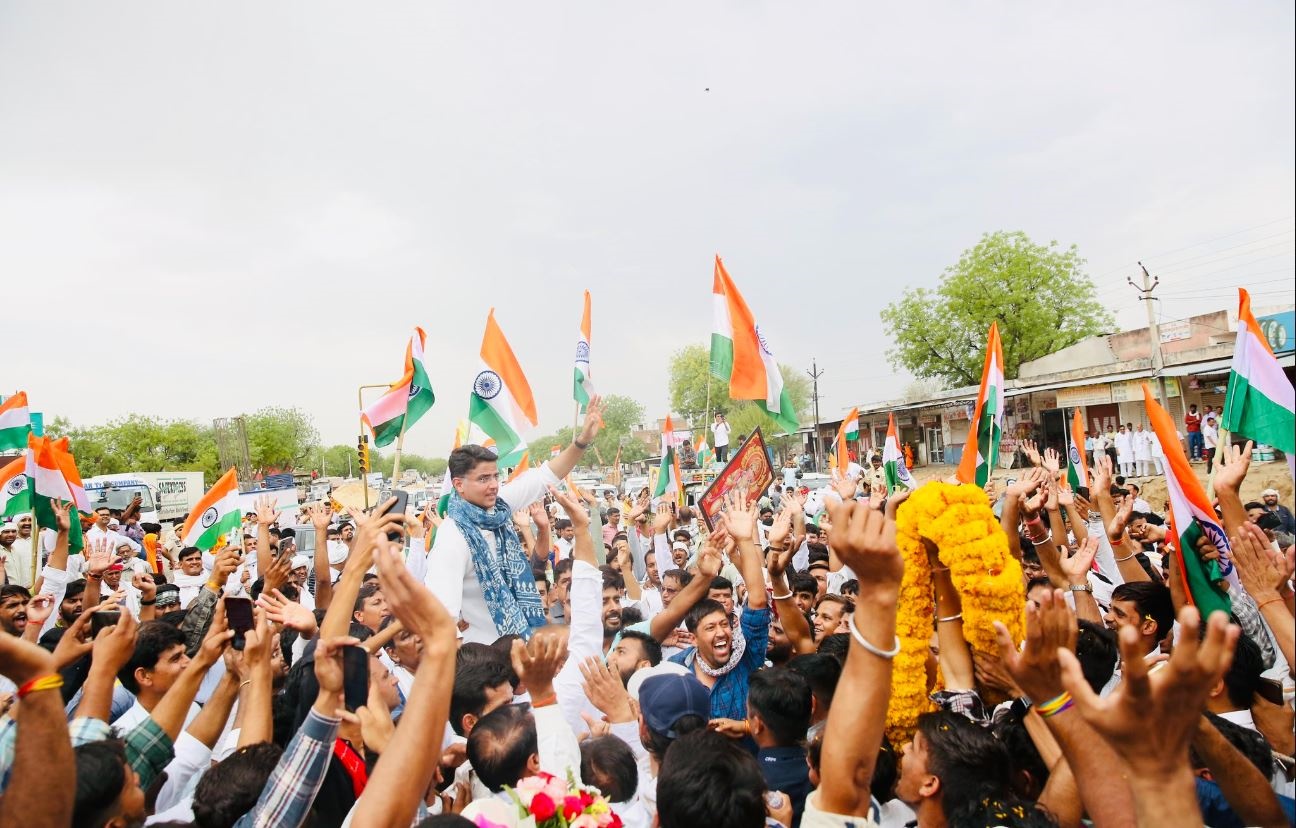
[1130,262,1170,411]
[806,359,824,471]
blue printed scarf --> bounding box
[447,490,546,639]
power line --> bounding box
[1087,216,1295,281]
[1142,228,1295,272]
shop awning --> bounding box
[1004,368,1154,397]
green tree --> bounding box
[667,344,810,439]
[49,416,221,481]
[881,231,1114,386]
[244,407,320,473]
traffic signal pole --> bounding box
[357,384,390,511]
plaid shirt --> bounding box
[670,604,771,721]
[0,715,173,792]
[234,709,339,828]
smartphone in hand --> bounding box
[224,596,254,651]
[380,490,409,541]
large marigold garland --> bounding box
[889,482,1026,745]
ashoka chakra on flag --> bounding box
[201,506,220,529]
[474,370,503,400]
[5,477,24,496]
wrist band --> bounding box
[16,674,64,699]
[847,613,900,659]
[937,613,963,623]
[531,694,557,708]
[770,591,793,601]
[1114,552,1136,562]
[1256,596,1285,611]
[139,599,155,606]
[206,580,224,592]
[573,438,591,451]
[1035,691,1071,717]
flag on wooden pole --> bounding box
[882,413,916,493]
[955,322,1005,486]
[653,416,682,505]
[710,256,799,434]
[0,392,32,452]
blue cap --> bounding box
[639,673,711,738]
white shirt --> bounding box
[86,525,141,554]
[115,698,201,732]
[1133,430,1153,460]
[710,421,731,448]
[425,464,560,645]
[1114,431,1134,459]
[1203,423,1219,449]
[172,570,211,609]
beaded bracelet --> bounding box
[17,674,64,700]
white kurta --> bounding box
[1133,430,1153,461]
[425,464,560,645]
[1114,431,1134,464]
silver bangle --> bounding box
[847,613,901,659]
[1114,552,1137,562]
[1029,533,1053,546]
[770,591,794,601]
[937,613,963,623]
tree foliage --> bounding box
[881,231,1114,387]
[667,344,810,438]
[244,407,320,473]
[526,393,648,469]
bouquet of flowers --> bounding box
[460,771,624,828]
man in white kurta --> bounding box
[425,398,606,645]
[1132,424,1154,477]
[1114,424,1135,478]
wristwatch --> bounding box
[1068,584,1093,593]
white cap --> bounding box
[626,660,691,700]
[327,541,349,566]
[1261,488,1279,498]
[290,555,310,571]
[671,541,689,553]
[0,522,15,533]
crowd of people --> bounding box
[0,394,1293,827]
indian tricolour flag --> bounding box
[24,435,74,532]
[181,468,242,551]
[1144,384,1234,617]
[955,321,1005,487]
[0,392,31,452]
[882,413,915,493]
[362,327,436,448]
[573,290,595,412]
[0,455,29,518]
[1065,408,1089,492]
[469,310,538,460]
[832,407,859,472]
[710,256,799,434]
[653,415,682,505]
[1222,288,1294,469]
[694,434,713,467]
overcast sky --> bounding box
[2,2,1293,456]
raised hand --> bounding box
[510,631,567,701]
[1058,537,1099,585]
[1230,522,1288,600]
[578,656,633,722]
[1212,440,1253,494]
[1057,606,1239,775]
[374,540,454,642]
[254,494,281,527]
[723,487,757,542]
[257,589,319,636]
[527,500,548,527]
[1022,439,1041,468]
[88,605,137,672]
[825,490,907,594]
[339,683,396,755]
[1042,447,1061,476]
[652,502,674,533]
[242,606,273,668]
[194,600,235,669]
[628,491,650,520]
[993,588,1075,703]
[307,502,331,530]
[130,571,157,602]
[1107,495,1135,541]
[697,542,723,579]
[85,539,114,579]
[766,505,794,552]
[421,499,442,531]
[50,605,98,670]
[830,470,857,502]
[315,635,362,699]
[262,550,294,593]
[548,486,588,529]
[50,499,73,533]
[210,543,241,586]
[577,395,606,445]
[349,500,406,569]
[1056,486,1075,508]
[1092,454,1114,492]
[25,594,55,629]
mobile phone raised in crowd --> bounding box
[89,610,121,639]
[380,490,409,541]
[224,596,254,651]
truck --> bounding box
[82,472,207,524]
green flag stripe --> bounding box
[1222,373,1295,454]
[709,334,734,382]
[468,394,524,459]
